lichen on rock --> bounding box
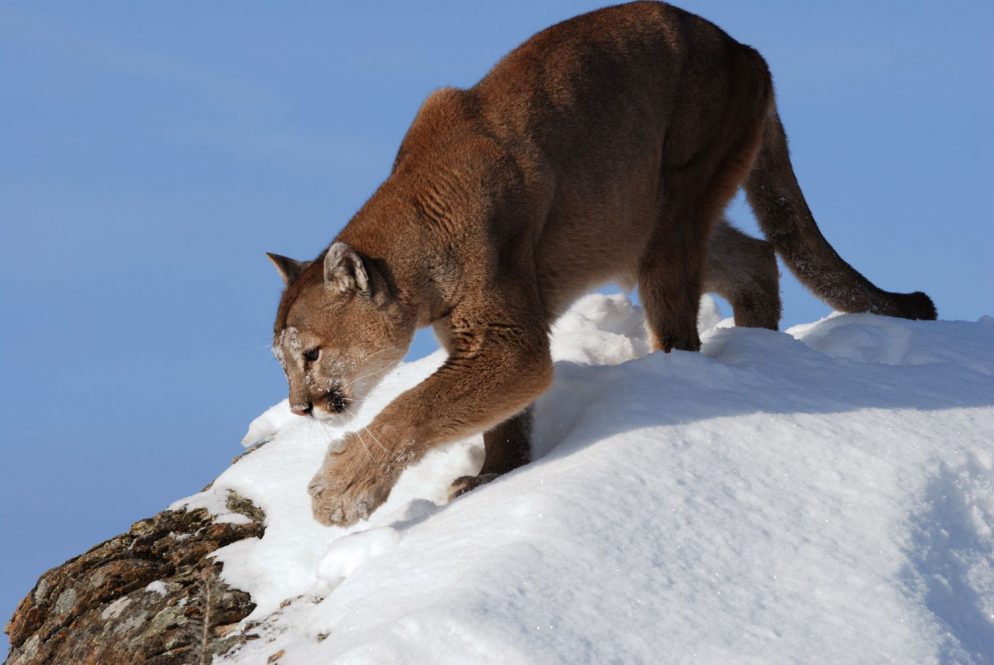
[4,499,265,665]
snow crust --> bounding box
[144,580,169,596]
[172,294,994,664]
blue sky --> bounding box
[1,1,991,652]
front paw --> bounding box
[308,433,397,527]
[309,474,383,526]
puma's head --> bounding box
[268,242,416,423]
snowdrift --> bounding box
[175,295,994,664]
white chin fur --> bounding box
[310,408,353,425]
[311,395,366,424]
[309,367,394,423]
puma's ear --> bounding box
[266,253,310,285]
[324,242,369,295]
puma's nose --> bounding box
[291,402,313,416]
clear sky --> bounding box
[1,1,991,653]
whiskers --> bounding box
[352,427,374,460]
[363,346,396,362]
[343,404,391,460]
[312,416,346,446]
[246,339,281,358]
[344,362,396,393]
[305,347,401,461]
[310,403,390,463]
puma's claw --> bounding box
[448,473,502,501]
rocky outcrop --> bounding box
[4,496,264,665]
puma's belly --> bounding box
[534,176,660,318]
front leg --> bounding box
[310,311,553,527]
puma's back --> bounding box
[387,1,777,324]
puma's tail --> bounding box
[744,106,937,320]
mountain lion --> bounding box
[266,2,936,526]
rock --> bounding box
[4,500,265,665]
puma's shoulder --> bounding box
[392,87,481,174]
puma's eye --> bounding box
[303,348,320,362]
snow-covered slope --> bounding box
[174,295,994,665]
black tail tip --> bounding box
[894,291,937,321]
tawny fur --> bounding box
[268,2,935,527]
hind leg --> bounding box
[638,222,706,353]
[642,114,767,351]
[705,218,781,329]
[639,168,742,352]
[449,406,532,499]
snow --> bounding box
[144,580,169,597]
[171,294,994,664]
